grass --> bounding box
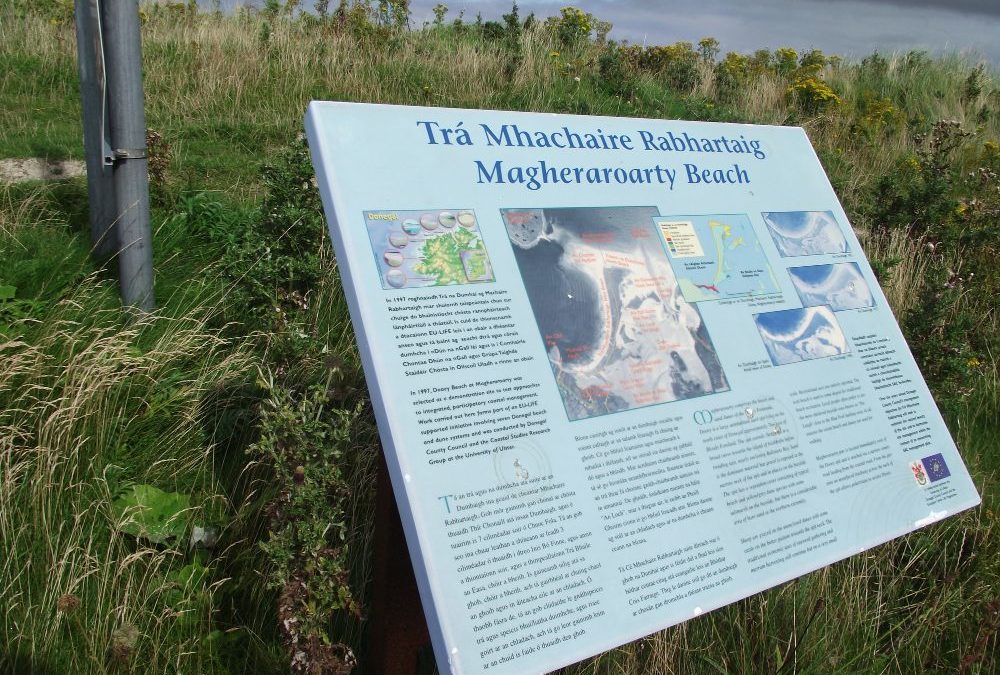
[0,176,292,673]
[0,3,997,674]
[0,274,261,673]
[0,10,731,201]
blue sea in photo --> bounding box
[762,210,849,256]
[788,262,874,311]
[754,305,849,365]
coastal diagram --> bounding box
[788,262,874,311]
[502,206,729,421]
[655,214,780,302]
[364,209,494,289]
[761,210,849,257]
[753,306,849,366]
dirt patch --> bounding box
[0,158,87,184]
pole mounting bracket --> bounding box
[111,147,147,162]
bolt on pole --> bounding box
[73,0,118,261]
[100,0,155,312]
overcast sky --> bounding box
[212,0,1000,64]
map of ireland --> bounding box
[364,209,495,289]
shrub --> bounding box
[860,52,889,79]
[597,44,636,99]
[431,2,447,25]
[551,6,592,47]
[788,76,841,113]
[715,51,752,102]
[622,42,701,92]
[252,379,361,675]
[376,0,410,28]
[183,138,367,674]
[852,93,903,138]
[903,266,979,415]
[206,140,327,323]
[698,37,720,64]
[868,120,999,411]
[798,48,828,73]
[481,20,504,41]
[871,120,969,236]
[774,47,798,76]
[593,18,612,45]
[501,1,524,73]
[963,63,986,102]
[748,49,772,73]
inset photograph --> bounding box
[363,209,494,289]
[753,305,849,366]
[787,262,874,311]
[761,210,849,257]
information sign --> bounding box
[305,102,981,675]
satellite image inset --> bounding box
[502,206,729,421]
[787,262,875,311]
[753,306,849,366]
[761,210,849,257]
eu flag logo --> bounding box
[921,454,951,482]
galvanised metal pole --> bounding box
[74,0,118,261]
[100,0,155,311]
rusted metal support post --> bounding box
[369,453,432,674]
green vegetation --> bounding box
[415,228,487,285]
[1,2,997,674]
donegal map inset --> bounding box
[364,209,494,289]
[502,206,729,421]
[655,214,780,303]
